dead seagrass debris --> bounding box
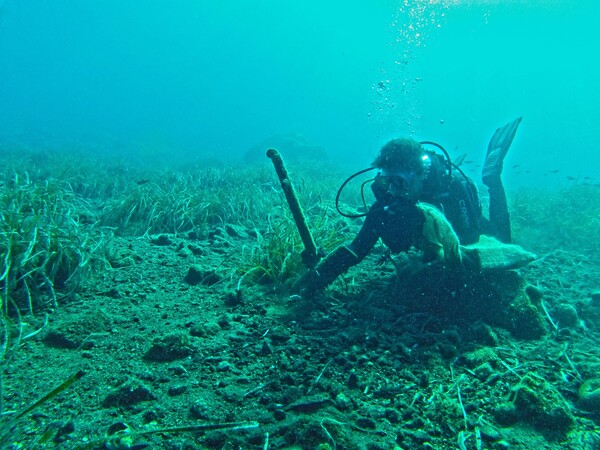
[285,396,331,413]
[0,371,85,447]
[80,420,260,449]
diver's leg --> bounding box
[487,180,511,243]
[482,117,522,243]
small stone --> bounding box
[177,248,192,258]
[347,372,359,389]
[43,330,79,349]
[190,321,221,337]
[365,334,379,349]
[53,420,75,443]
[184,265,221,286]
[286,396,330,413]
[187,244,204,255]
[143,410,159,423]
[168,385,187,396]
[334,393,353,411]
[260,339,273,355]
[525,284,544,302]
[225,224,245,237]
[150,234,173,246]
[216,361,231,372]
[187,227,208,241]
[355,417,377,429]
[42,309,112,349]
[190,400,210,419]
[479,425,502,441]
[554,304,579,328]
[405,417,425,429]
[273,409,286,421]
[184,265,204,285]
[104,287,123,299]
[280,373,294,385]
[578,378,600,413]
[437,342,457,359]
[418,373,429,389]
[492,402,519,426]
[459,347,498,368]
[145,333,194,362]
[411,430,432,443]
[513,374,574,431]
[103,382,156,407]
[217,316,231,329]
[384,408,400,424]
[224,290,243,306]
[474,362,495,381]
[470,322,500,346]
[167,365,187,376]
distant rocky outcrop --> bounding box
[243,132,328,165]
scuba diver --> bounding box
[298,117,523,296]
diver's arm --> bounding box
[299,245,361,294]
[299,210,380,295]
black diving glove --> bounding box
[293,245,360,298]
[293,268,324,298]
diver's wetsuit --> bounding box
[305,165,509,292]
[354,170,485,258]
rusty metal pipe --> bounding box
[266,148,319,268]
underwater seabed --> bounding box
[1,146,600,449]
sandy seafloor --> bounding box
[1,149,600,449]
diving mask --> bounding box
[372,168,422,201]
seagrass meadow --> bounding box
[0,145,599,449]
[1,0,599,447]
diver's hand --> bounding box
[300,248,325,268]
[292,269,323,299]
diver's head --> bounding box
[371,138,426,203]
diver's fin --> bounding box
[482,116,522,185]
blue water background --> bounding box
[0,0,598,187]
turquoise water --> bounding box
[0,0,598,186]
[1,3,599,448]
